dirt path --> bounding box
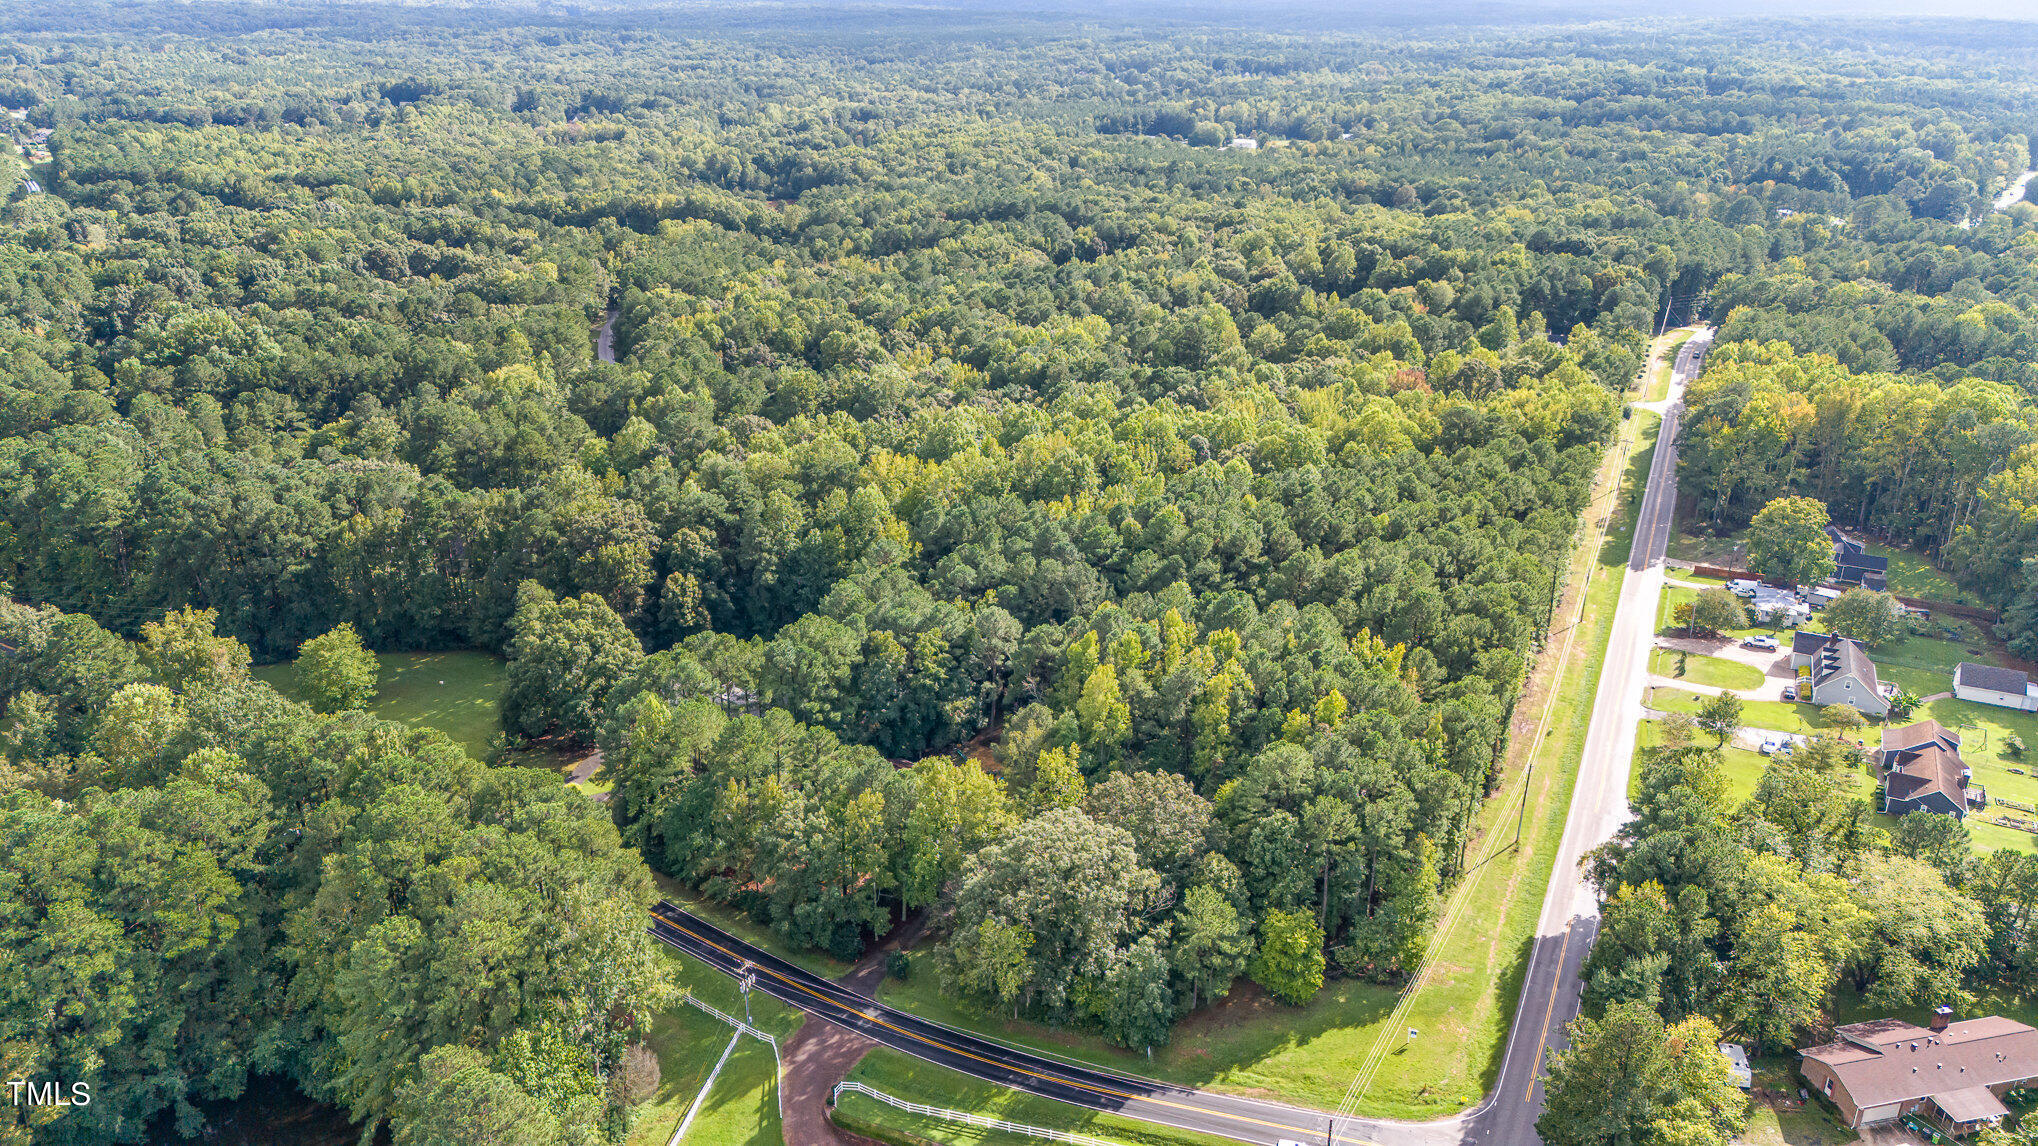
[780,914,926,1146]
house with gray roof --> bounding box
[1828,526,1890,591]
[1791,632,1889,716]
[1953,662,2038,713]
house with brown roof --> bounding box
[1798,1010,2038,1135]
[1881,721,1982,820]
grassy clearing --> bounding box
[1649,648,1764,691]
[1918,697,2038,854]
[1665,522,1978,612]
[1735,1061,1856,1146]
[1668,523,1745,567]
[1632,720,1771,803]
[254,649,508,758]
[867,381,1669,1121]
[623,1004,741,1146]
[836,1049,1240,1146]
[1868,541,1981,606]
[676,1039,782,1146]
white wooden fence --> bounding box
[831,1080,1124,1146]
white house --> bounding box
[1953,663,2038,713]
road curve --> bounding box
[651,903,1400,1146]
[644,328,1712,1146]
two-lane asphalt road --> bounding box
[646,328,1714,1146]
[652,903,1410,1145]
[1458,327,1710,1145]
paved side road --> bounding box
[1462,326,1711,1146]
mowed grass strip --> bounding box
[836,1048,1241,1146]
[1647,648,1763,691]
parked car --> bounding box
[1728,578,1760,597]
[1743,634,1779,651]
[1760,739,1780,756]
[1781,683,1796,700]
[1778,741,1795,756]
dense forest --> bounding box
[3,1,2038,1142]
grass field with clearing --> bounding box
[1869,541,1981,606]
[254,649,507,759]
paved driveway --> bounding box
[1652,635,1798,701]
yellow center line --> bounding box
[650,908,1382,1146]
[1523,923,1574,1102]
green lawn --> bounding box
[836,1049,1241,1146]
[1668,523,1746,567]
[1656,585,1785,643]
[1647,687,1837,736]
[1633,720,1772,803]
[254,649,508,758]
[624,946,802,1146]
[1663,523,1979,612]
[1870,620,1992,676]
[1918,697,2038,854]
[1649,648,1765,691]
[862,399,1671,1121]
[1869,541,1982,607]
[675,1039,782,1146]
[1736,1060,1856,1145]
[1734,1104,1856,1146]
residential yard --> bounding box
[1870,540,1982,606]
[835,1048,1241,1146]
[1656,584,1786,643]
[1919,696,2038,853]
[1650,647,1765,691]
[1647,687,1838,736]
[1734,1061,1856,1146]
[254,649,508,758]
[1632,720,1772,803]
[864,390,1672,1120]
